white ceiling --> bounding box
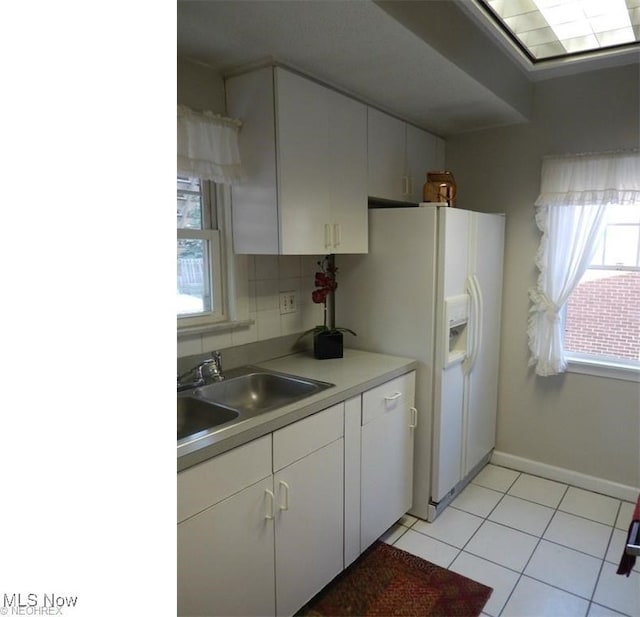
[176,0,640,136]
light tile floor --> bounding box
[378,465,640,617]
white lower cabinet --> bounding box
[361,371,416,550]
[177,371,416,617]
[177,435,274,617]
[178,404,345,617]
[177,476,276,617]
[274,438,343,616]
[272,402,344,616]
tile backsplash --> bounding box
[177,254,325,358]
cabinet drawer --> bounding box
[178,435,272,523]
[273,403,344,472]
[362,372,416,426]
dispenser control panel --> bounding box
[444,295,469,366]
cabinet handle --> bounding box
[333,223,341,247]
[324,224,332,249]
[402,176,409,196]
[278,480,290,511]
[264,489,275,520]
[409,406,418,429]
[384,391,402,402]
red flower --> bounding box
[298,254,356,339]
[314,272,337,293]
[312,261,338,305]
[312,288,329,304]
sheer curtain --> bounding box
[177,105,245,184]
[528,151,640,376]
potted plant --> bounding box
[302,255,356,359]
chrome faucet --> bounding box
[177,351,224,392]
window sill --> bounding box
[566,356,640,382]
[177,319,254,340]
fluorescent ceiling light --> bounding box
[483,0,640,61]
[534,0,634,51]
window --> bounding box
[528,151,640,378]
[177,175,225,326]
[564,205,640,367]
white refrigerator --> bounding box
[337,205,505,521]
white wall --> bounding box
[447,63,640,489]
[177,56,226,113]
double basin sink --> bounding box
[177,366,334,442]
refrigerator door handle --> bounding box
[475,274,484,365]
[462,275,475,374]
[463,274,483,375]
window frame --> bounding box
[566,352,640,382]
[177,177,227,329]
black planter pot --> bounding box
[313,330,343,360]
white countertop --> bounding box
[177,348,417,472]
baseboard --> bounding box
[491,451,639,503]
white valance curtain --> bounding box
[528,151,640,376]
[177,105,245,184]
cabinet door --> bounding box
[406,124,442,203]
[344,396,362,567]
[226,67,280,254]
[367,107,406,202]
[328,90,368,253]
[361,373,416,550]
[276,68,331,254]
[274,438,344,617]
[177,477,275,617]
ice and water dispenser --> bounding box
[444,295,469,366]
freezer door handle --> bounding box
[463,274,483,375]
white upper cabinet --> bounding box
[226,66,368,255]
[367,109,407,204]
[367,107,445,204]
[326,88,368,253]
[406,123,446,202]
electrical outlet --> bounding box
[279,291,298,314]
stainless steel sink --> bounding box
[194,370,333,415]
[177,397,239,441]
[177,366,334,442]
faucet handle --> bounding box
[201,351,223,382]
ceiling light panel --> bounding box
[483,0,640,61]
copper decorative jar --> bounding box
[423,171,457,206]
